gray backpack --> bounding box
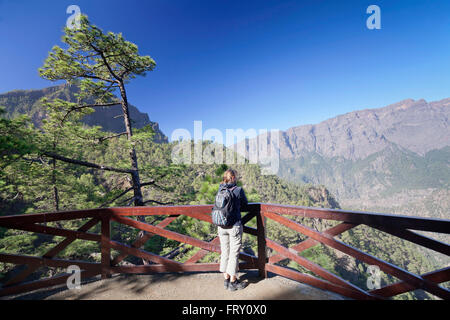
[211,186,236,227]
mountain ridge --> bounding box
[277,98,449,160]
[232,97,449,218]
[0,84,168,143]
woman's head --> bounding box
[222,169,237,184]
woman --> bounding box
[217,169,248,291]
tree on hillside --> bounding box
[0,107,38,213]
[38,15,160,208]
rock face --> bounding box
[278,98,449,160]
[0,84,168,143]
[234,97,450,213]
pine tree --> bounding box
[38,14,156,208]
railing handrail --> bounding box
[261,203,450,233]
[0,203,449,300]
[1,202,449,232]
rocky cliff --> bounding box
[278,98,449,160]
[0,84,168,143]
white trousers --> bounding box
[218,222,243,277]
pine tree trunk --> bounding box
[51,141,62,228]
[118,81,149,265]
[118,81,144,207]
[52,141,59,212]
[52,163,59,212]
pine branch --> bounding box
[61,102,119,123]
[163,244,188,259]
[141,181,157,188]
[142,199,174,206]
[125,197,136,206]
[99,188,133,208]
[151,183,174,192]
[42,151,133,174]
[78,74,116,83]
[89,43,121,81]
[98,132,127,143]
[98,180,160,208]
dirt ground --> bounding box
[5,271,347,300]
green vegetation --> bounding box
[279,145,450,199]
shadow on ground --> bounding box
[4,270,347,300]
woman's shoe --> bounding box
[224,278,230,289]
[228,279,247,291]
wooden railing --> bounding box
[0,203,449,299]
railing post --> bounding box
[256,204,267,278]
[101,215,111,279]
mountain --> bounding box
[234,98,450,267]
[0,84,168,143]
[234,98,449,201]
[277,98,448,161]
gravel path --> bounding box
[6,271,347,300]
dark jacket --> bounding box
[218,182,248,225]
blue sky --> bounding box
[1,0,450,141]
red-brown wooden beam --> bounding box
[183,242,258,265]
[3,262,40,288]
[111,215,179,266]
[264,210,450,300]
[185,237,221,264]
[370,267,450,298]
[109,240,182,267]
[243,226,258,236]
[0,269,100,298]
[262,204,450,234]
[0,204,261,226]
[5,222,101,242]
[175,209,256,227]
[110,262,256,274]
[265,263,375,300]
[0,253,100,272]
[0,210,103,225]
[266,238,377,299]
[101,216,111,279]
[4,218,100,287]
[270,222,358,264]
[257,209,267,278]
[241,210,258,224]
[371,225,450,256]
[0,203,448,233]
[106,203,260,218]
[43,218,101,257]
[107,205,213,217]
[111,215,221,253]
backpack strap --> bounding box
[228,186,237,198]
